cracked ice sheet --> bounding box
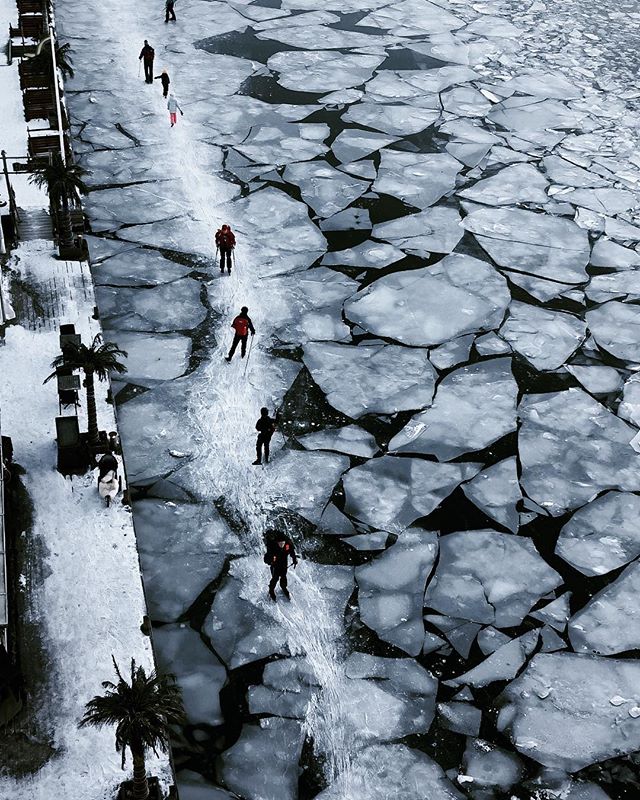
[331,130,399,164]
[256,24,390,50]
[371,206,464,256]
[344,254,509,346]
[518,388,640,515]
[282,162,370,218]
[463,206,590,284]
[374,151,461,208]
[235,122,329,167]
[267,51,385,93]
[359,0,465,36]
[586,301,640,363]
[389,358,518,461]
[343,103,441,136]
[342,457,480,533]
[365,66,479,102]
[459,163,550,206]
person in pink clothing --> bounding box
[167,93,183,127]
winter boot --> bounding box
[252,460,261,466]
[225,355,231,362]
[282,588,291,601]
[269,587,277,602]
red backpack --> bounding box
[233,316,249,336]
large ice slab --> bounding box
[543,155,609,188]
[374,152,461,209]
[111,331,191,386]
[518,389,640,514]
[371,207,464,255]
[459,163,549,206]
[355,530,438,655]
[343,457,480,532]
[462,738,524,791]
[448,630,539,688]
[555,492,640,576]
[463,207,590,284]
[344,255,509,346]
[359,0,464,35]
[321,241,405,270]
[343,103,440,136]
[497,653,640,771]
[462,457,521,533]
[267,51,384,92]
[331,130,398,164]
[424,530,562,626]
[389,358,518,460]
[586,301,640,363]
[298,425,378,458]
[282,162,369,218]
[91,247,193,287]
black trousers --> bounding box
[269,565,288,593]
[144,61,153,83]
[228,333,247,359]
[219,247,232,273]
[256,433,272,464]
[165,5,176,20]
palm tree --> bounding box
[45,334,127,447]
[31,40,75,80]
[80,658,185,800]
[28,152,89,249]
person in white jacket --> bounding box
[167,93,183,127]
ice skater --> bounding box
[225,306,255,362]
[155,68,170,98]
[165,0,177,22]
[253,407,276,465]
[167,93,183,127]
[215,224,236,274]
[264,532,297,601]
[139,40,155,84]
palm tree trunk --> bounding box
[131,750,149,800]
[84,370,99,446]
[59,195,74,249]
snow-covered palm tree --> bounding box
[29,152,89,249]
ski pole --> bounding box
[138,60,141,78]
[243,335,254,378]
[215,244,219,268]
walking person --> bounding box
[165,0,177,22]
[167,93,183,127]
[264,532,298,601]
[225,306,255,362]
[139,40,155,84]
[253,407,276,465]
[155,68,170,98]
[215,224,236,274]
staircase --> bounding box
[16,207,54,242]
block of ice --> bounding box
[371,206,464,255]
[529,593,571,632]
[235,123,329,166]
[389,358,518,460]
[302,342,436,418]
[132,499,234,556]
[586,301,640,363]
[477,626,511,655]
[540,626,567,652]
[489,97,584,131]
[462,457,521,533]
[474,332,512,356]
[282,161,369,218]
[248,657,317,719]
[543,155,610,188]
[462,738,523,790]
[321,241,405,270]
[569,561,640,654]
[438,701,481,736]
[177,771,236,800]
[331,130,398,164]
[497,653,640,770]
[500,301,586,371]
[445,141,491,168]
[447,630,539,688]
[258,23,386,50]
[565,365,622,395]
[267,51,384,92]
[586,272,640,303]
[429,334,475,371]
[218,718,304,800]
[345,254,508,346]
[562,188,635,216]
[463,207,590,284]
[355,530,438,655]
[359,0,464,35]
[459,163,549,206]
[424,530,562,627]
[298,425,378,458]
[518,389,640,515]
[153,624,226,726]
[441,86,492,117]
[374,151,461,208]
[85,184,189,228]
[110,332,191,387]
[590,238,640,269]
[343,103,440,136]
[91,248,193,288]
[343,457,480,532]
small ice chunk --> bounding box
[462,457,521,533]
[446,631,539,688]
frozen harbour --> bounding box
[42,0,640,796]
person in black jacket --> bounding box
[253,407,276,465]
[264,532,297,601]
[139,40,155,84]
[155,69,170,98]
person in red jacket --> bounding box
[225,306,255,362]
[264,532,297,601]
[215,224,236,274]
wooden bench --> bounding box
[10,16,46,39]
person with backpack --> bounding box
[253,407,276,465]
[155,68,170,98]
[167,93,183,127]
[139,40,155,84]
[264,532,298,601]
[165,0,177,22]
[225,306,255,362]
[215,224,236,274]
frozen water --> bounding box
[555,492,640,576]
[374,152,461,209]
[586,301,640,363]
[302,342,436,418]
[343,103,440,136]
[565,365,622,395]
[447,630,539,688]
[343,457,480,533]
[267,51,384,92]
[177,771,235,800]
[282,162,370,218]
[298,426,378,458]
[218,718,304,800]
[445,141,491,168]
[562,188,635,216]
[518,389,640,515]
[321,241,405,270]
[91,248,193,287]
[459,163,549,206]
[441,86,492,117]
[355,530,438,655]
[248,658,317,719]
[424,530,562,627]
[586,272,640,303]
[463,206,590,284]
[543,155,610,188]
[529,593,571,632]
[235,123,329,168]
[474,331,512,356]
[345,255,509,346]
[331,131,398,164]
[320,208,371,232]
[426,617,481,658]
[409,37,499,68]
[437,701,481,736]
[569,561,640,655]
[477,627,512,655]
[371,207,464,255]
[111,332,191,386]
[497,653,640,771]
[258,24,386,50]
[85,184,193,229]
[590,238,640,269]
[505,71,582,100]
[619,373,640,428]
[389,358,518,460]
[488,97,584,131]
[500,301,586,371]
[429,334,475,371]
[153,624,226,726]
[462,457,521,533]
[360,0,464,36]
[462,738,523,790]
[540,626,567,653]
